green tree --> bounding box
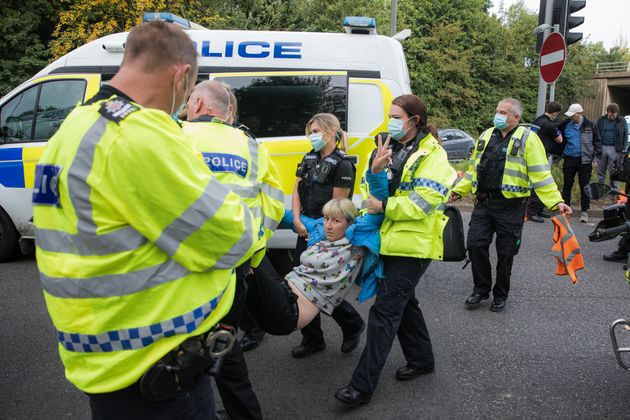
[51,0,221,59]
[0,0,61,96]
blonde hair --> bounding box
[305,113,347,151]
[322,198,357,223]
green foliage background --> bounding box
[1,0,629,135]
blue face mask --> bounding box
[493,113,508,130]
[309,133,326,152]
[388,117,407,140]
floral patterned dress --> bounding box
[286,238,364,315]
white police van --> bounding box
[0,13,412,261]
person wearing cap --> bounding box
[557,103,601,223]
[596,103,628,189]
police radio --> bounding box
[476,139,486,152]
[391,146,411,173]
[510,136,522,156]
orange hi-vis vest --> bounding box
[551,213,585,284]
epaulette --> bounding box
[99,97,140,123]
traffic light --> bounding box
[552,0,586,46]
[564,0,586,45]
[536,0,586,52]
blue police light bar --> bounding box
[143,12,192,28]
[343,16,377,35]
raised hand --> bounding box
[371,134,393,173]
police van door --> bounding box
[0,74,101,260]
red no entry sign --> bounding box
[540,32,566,84]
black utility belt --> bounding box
[139,324,236,402]
[476,190,525,203]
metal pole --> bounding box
[536,0,554,116]
[548,23,560,102]
[390,0,398,36]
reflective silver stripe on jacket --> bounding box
[36,116,148,256]
[155,177,229,257]
[408,192,434,214]
[213,202,254,270]
[504,168,529,182]
[262,217,280,231]
[527,164,550,172]
[532,177,555,189]
[261,182,284,202]
[507,155,527,166]
[56,286,227,353]
[40,258,190,299]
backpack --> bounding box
[442,205,467,262]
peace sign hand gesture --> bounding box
[371,134,392,174]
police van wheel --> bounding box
[0,208,19,262]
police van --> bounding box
[0,13,412,261]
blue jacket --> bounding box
[280,170,390,302]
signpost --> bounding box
[540,32,567,84]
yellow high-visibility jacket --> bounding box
[453,126,563,209]
[361,132,458,259]
[183,118,284,267]
[33,95,257,393]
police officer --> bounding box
[451,98,572,312]
[184,80,284,420]
[32,22,258,418]
[291,113,365,358]
[527,101,563,222]
[335,94,458,407]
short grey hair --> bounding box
[499,98,523,117]
[189,80,232,119]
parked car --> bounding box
[438,128,475,160]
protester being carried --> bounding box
[247,198,379,335]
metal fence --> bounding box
[596,61,630,73]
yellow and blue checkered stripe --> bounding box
[57,287,226,352]
[0,146,44,188]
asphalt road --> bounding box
[3,213,630,419]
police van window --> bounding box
[217,74,347,138]
[0,85,38,144]
[33,80,86,140]
[348,83,382,134]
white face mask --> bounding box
[170,71,189,121]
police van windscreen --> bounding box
[215,74,347,138]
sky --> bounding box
[490,0,629,50]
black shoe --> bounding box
[528,214,544,223]
[291,342,325,359]
[490,298,507,312]
[335,385,372,407]
[240,330,265,352]
[604,251,628,263]
[538,210,551,218]
[465,293,489,307]
[341,321,365,354]
[395,364,435,381]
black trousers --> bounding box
[89,373,215,420]
[294,236,364,347]
[246,255,299,335]
[562,156,591,211]
[350,256,434,394]
[214,262,263,420]
[467,197,526,299]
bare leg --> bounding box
[288,282,322,329]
